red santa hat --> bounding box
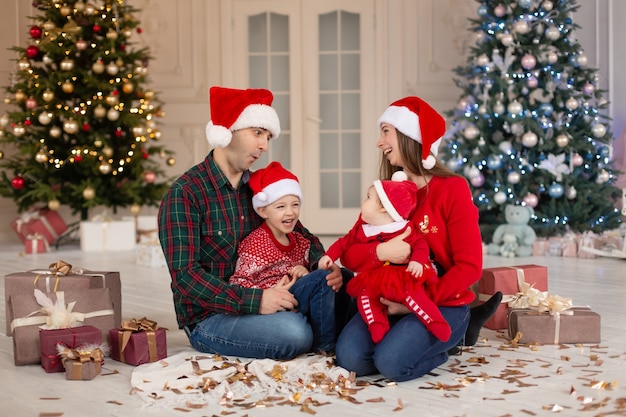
[250,161,303,214]
[377,96,446,170]
[205,86,281,148]
[373,171,418,222]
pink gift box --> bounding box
[508,307,601,345]
[11,208,67,244]
[24,235,50,254]
[478,264,548,330]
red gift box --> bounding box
[508,307,601,344]
[109,318,167,365]
[9,288,115,365]
[11,208,67,244]
[24,234,50,254]
[478,264,548,330]
[4,262,122,335]
[40,326,102,373]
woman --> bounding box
[335,96,501,382]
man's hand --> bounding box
[259,276,298,314]
[325,264,343,292]
[376,226,411,264]
[380,297,410,315]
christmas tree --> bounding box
[0,0,175,220]
[441,0,622,238]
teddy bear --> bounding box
[487,204,536,257]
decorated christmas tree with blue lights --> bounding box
[442,0,622,238]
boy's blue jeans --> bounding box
[186,269,335,359]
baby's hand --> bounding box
[406,261,424,278]
[318,255,334,270]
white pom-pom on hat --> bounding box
[205,121,233,149]
[391,170,408,182]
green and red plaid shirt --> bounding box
[158,151,325,328]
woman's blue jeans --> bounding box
[187,269,335,359]
[335,304,470,382]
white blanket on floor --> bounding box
[130,350,351,409]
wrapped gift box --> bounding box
[136,242,166,268]
[123,215,158,243]
[64,358,102,380]
[79,219,136,252]
[9,288,115,365]
[11,208,68,244]
[109,318,167,365]
[4,265,121,335]
[478,264,548,330]
[508,307,601,344]
[40,326,102,373]
[24,234,50,254]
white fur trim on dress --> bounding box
[377,105,421,143]
[252,178,302,213]
[373,179,403,222]
[231,104,281,140]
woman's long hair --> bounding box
[378,128,461,181]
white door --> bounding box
[226,0,379,235]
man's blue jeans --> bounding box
[187,269,335,359]
[335,304,470,382]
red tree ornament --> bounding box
[29,26,43,39]
[11,175,25,190]
[26,45,39,59]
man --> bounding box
[158,86,343,360]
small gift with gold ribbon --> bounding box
[24,233,50,254]
[57,341,107,380]
[508,293,601,344]
[109,317,167,365]
[40,325,103,373]
[478,264,548,330]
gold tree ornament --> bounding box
[48,199,61,211]
[83,186,95,200]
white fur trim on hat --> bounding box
[252,178,302,214]
[377,105,421,142]
[231,104,281,140]
[373,179,403,223]
[205,121,233,148]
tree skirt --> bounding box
[130,350,352,410]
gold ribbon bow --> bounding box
[49,260,73,276]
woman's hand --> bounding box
[376,226,412,264]
[380,297,410,315]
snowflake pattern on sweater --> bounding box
[230,222,311,289]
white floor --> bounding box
[1,241,625,417]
